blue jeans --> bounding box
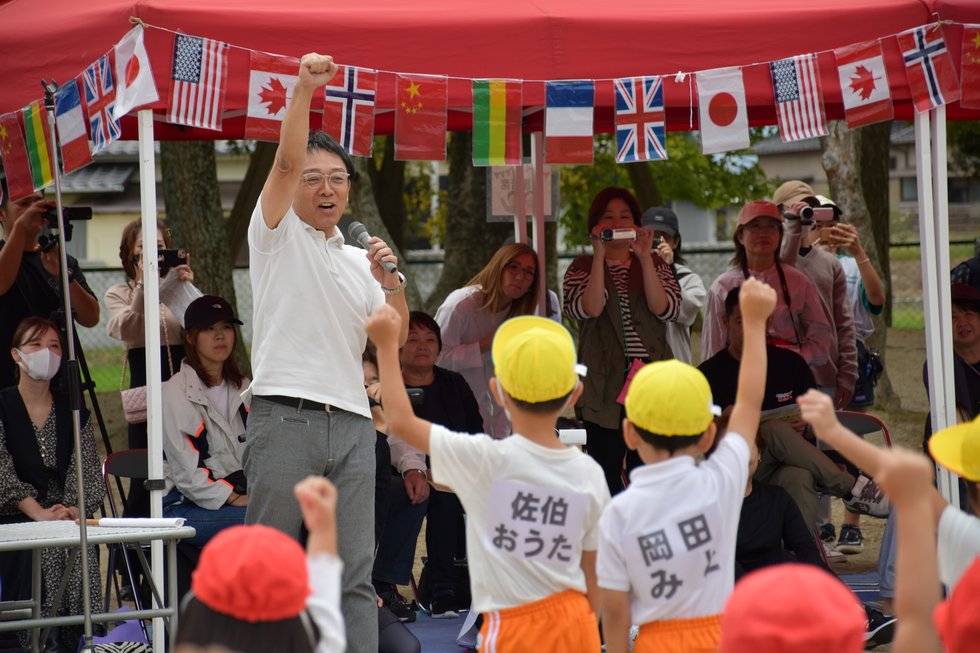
[162,488,247,548]
[374,475,428,585]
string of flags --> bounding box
[0,21,978,203]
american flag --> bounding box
[323,66,377,157]
[771,54,827,143]
[614,76,667,163]
[167,34,229,131]
[898,26,961,112]
[82,56,120,154]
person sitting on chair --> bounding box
[161,295,250,551]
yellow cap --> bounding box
[492,316,581,404]
[625,360,721,436]
[928,415,980,482]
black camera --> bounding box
[38,206,93,250]
[652,236,663,247]
[407,387,425,405]
[158,248,188,269]
[783,205,814,221]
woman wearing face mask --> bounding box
[435,243,560,439]
[0,317,105,652]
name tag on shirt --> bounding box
[486,479,587,565]
[627,505,724,603]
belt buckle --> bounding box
[323,403,333,413]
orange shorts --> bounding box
[634,614,722,653]
[478,590,601,653]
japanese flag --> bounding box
[113,25,159,121]
[696,67,750,155]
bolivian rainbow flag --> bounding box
[472,80,522,166]
[22,101,55,190]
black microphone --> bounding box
[348,221,397,274]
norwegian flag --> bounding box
[81,56,121,154]
[167,34,229,131]
[323,66,377,157]
[614,76,667,163]
[771,54,827,143]
[898,26,961,112]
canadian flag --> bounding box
[696,67,749,155]
[245,51,299,141]
[112,26,159,120]
[835,40,894,128]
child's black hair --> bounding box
[633,424,704,455]
[508,388,575,415]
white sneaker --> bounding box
[823,541,846,562]
[845,474,891,518]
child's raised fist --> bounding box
[797,389,839,436]
[738,277,777,322]
[365,304,403,347]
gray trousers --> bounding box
[755,420,855,528]
[244,396,377,653]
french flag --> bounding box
[55,79,93,174]
[545,81,594,164]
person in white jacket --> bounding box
[162,295,250,548]
[641,207,706,364]
[435,242,560,439]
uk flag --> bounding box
[323,66,377,157]
[82,56,121,153]
[898,26,961,113]
[614,76,667,163]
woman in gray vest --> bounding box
[562,187,682,494]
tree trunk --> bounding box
[424,133,511,314]
[160,141,249,374]
[626,162,663,210]
[822,120,898,408]
[367,137,408,252]
[227,141,277,264]
[349,156,423,310]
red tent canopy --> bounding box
[1,0,979,140]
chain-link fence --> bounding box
[74,240,973,392]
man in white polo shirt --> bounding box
[243,53,409,653]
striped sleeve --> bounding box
[563,263,606,321]
[655,260,682,322]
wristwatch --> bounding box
[382,273,408,296]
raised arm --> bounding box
[726,277,776,448]
[366,305,432,453]
[260,54,338,229]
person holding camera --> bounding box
[562,187,681,494]
[435,242,559,439]
[0,182,100,390]
[640,206,706,364]
[104,218,201,520]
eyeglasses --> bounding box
[505,261,536,279]
[300,172,351,188]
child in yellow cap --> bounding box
[365,305,610,653]
[597,276,777,653]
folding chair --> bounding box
[102,449,151,621]
[836,411,892,448]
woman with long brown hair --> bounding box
[563,186,681,494]
[435,243,559,438]
[161,295,249,551]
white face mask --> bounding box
[15,347,61,381]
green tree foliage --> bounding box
[558,133,772,248]
[949,122,980,178]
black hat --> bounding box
[641,207,679,238]
[184,295,243,331]
[952,283,980,309]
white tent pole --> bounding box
[930,105,959,506]
[513,163,527,244]
[530,132,547,315]
[137,108,166,651]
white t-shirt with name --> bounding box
[938,505,980,590]
[247,199,384,418]
[597,434,749,625]
[428,423,610,613]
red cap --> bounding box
[721,564,865,653]
[192,524,311,623]
[736,200,783,226]
[934,556,980,652]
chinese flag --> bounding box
[962,24,980,109]
[0,112,37,201]
[394,73,447,161]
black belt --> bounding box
[260,395,340,413]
